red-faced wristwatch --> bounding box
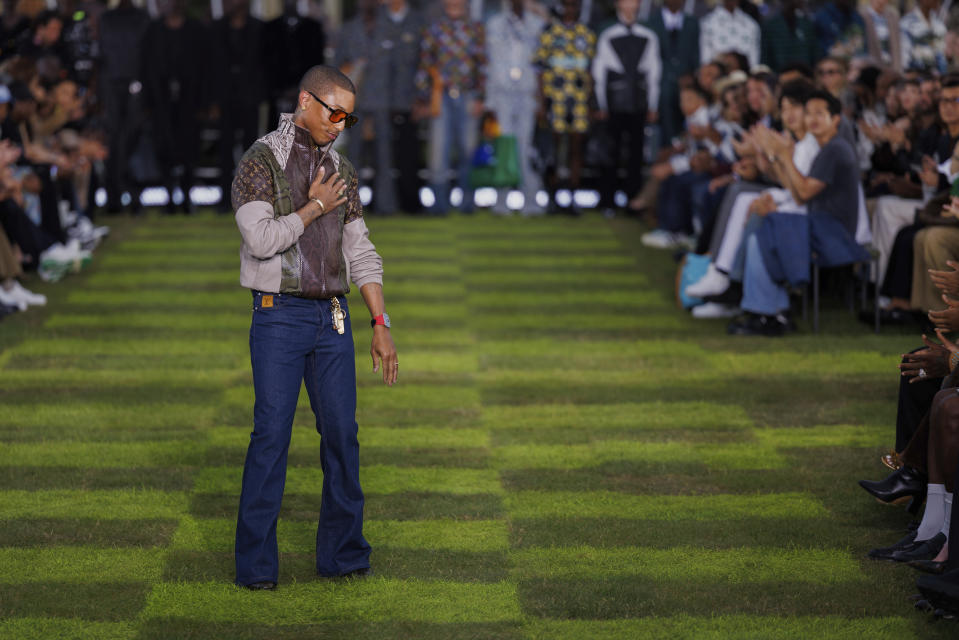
[370,313,391,328]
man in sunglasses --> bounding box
[231,65,398,590]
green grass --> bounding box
[504,491,828,519]
[192,465,503,495]
[0,209,950,638]
[509,546,865,583]
[141,580,523,623]
[524,617,916,640]
[171,517,510,552]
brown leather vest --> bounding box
[284,126,349,298]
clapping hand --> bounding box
[928,295,959,331]
[929,260,959,297]
[900,333,951,383]
[756,125,793,157]
[942,196,959,220]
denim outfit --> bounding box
[415,15,486,215]
[428,91,479,215]
[741,212,869,315]
[236,292,370,583]
[232,117,384,586]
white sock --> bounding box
[917,484,947,541]
[939,492,953,540]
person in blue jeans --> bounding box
[728,88,870,336]
[231,66,398,590]
[413,0,486,215]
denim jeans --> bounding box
[235,291,370,584]
[428,91,478,215]
[656,170,710,234]
[741,232,790,315]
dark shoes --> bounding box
[243,567,374,589]
[909,558,948,574]
[244,581,277,591]
[858,466,927,504]
[336,567,374,580]
[890,533,947,563]
[868,531,917,560]
[917,567,959,618]
[727,312,793,337]
[321,567,374,581]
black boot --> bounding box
[859,466,927,503]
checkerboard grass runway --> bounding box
[0,211,954,639]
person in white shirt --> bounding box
[699,0,760,69]
[485,0,546,215]
[901,0,948,73]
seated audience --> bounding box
[640,82,724,250]
[727,90,869,336]
[686,79,818,318]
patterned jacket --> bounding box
[232,114,383,298]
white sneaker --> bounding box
[65,238,83,255]
[41,242,91,276]
[685,263,730,298]
[0,286,27,311]
[10,281,46,306]
[68,216,110,249]
[691,302,740,318]
[641,229,695,250]
[59,202,78,229]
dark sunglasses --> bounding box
[307,90,358,128]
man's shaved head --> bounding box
[300,65,355,97]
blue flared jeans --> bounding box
[235,291,370,585]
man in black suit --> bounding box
[209,0,266,213]
[264,0,326,124]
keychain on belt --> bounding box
[330,297,345,334]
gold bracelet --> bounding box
[311,198,326,214]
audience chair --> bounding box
[802,245,880,334]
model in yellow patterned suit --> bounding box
[534,5,595,134]
[533,0,595,214]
